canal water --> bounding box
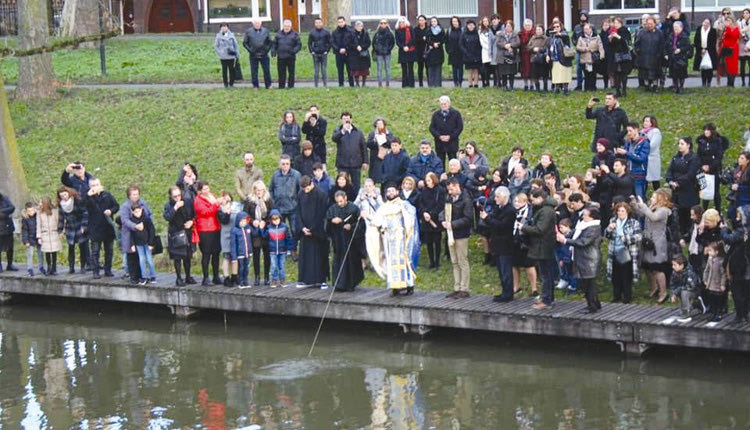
[0,302,748,429]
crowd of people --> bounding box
[1,94,750,323]
[213,8,750,94]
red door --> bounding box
[123,0,135,33]
[496,0,513,23]
[547,0,565,26]
[148,0,194,33]
[281,0,299,31]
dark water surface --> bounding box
[0,302,748,429]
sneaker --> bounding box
[39,267,47,275]
[27,269,34,277]
[677,316,692,323]
[138,279,148,285]
[149,278,157,284]
[320,283,329,290]
[555,280,569,290]
[130,279,140,285]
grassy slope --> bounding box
[9,87,750,301]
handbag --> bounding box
[697,173,715,201]
[700,52,713,70]
[151,235,164,255]
[169,229,189,248]
[614,52,632,63]
[719,47,733,59]
[591,51,601,62]
[614,247,631,265]
[563,46,576,58]
[191,227,200,244]
[233,58,243,80]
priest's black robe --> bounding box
[296,186,329,285]
[326,202,364,291]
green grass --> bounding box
[8,86,750,303]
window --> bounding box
[590,0,656,12]
[351,0,399,18]
[418,0,478,17]
[681,0,746,10]
[204,0,270,23]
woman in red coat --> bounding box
[518,18,535,90]
[194,181,225,286]
[720,16,741,86]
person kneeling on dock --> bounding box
[670,254,700,323]
[367,183,419,296]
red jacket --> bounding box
[194,195,221,233]
[721,25,740,75]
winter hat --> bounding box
[596,138,610,150]
[269,208,281,218]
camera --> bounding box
[310,113,318,120]
[591,97,600,103]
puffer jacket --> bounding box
[372,28,395,56]
[229,211,253,261]
[273,30,301,59]
[215,30,239,60]
[22,215,37,245]
[623,135,651,178]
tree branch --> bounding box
[0,30,121,58]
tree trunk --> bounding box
[0,72,30,217]
[60,0,101,47]
[16,0,58,100]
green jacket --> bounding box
[522,197,557,261]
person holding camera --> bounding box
[635,189,673,303]
[332,112,367,190]
[605,202,642,303]
[61,162,93,196]
[302,105,328,168]
[214,23,239,88]
[585,93,629,153]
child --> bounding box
[266,209,293,288]
[312,162,333,196]
[681,205,704,274]
[22,202,45,276]
[37,196,62,275]
[130,203,157,285]
[218,191,244,287]
[555,218,577,293]
[703,241,727,322]
[229,211,253,288]
[669,254,700,323]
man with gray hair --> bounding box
[429,95,464,169]
[273,19,301,89]
[243,19,273,89]
[480,186,517,302]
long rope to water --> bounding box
[308,218,362,357]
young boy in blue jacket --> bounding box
[229,211,253,288]
[266,209,293,288]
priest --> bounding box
[296,176,329,287]
[326,190,364,291]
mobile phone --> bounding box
[592,98,600,103]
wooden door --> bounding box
[496,0,513,23]
[148,0,194,33]
[281,0,299,31]
[123,0,135,33]
[547,0,565,27]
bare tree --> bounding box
[15,0,58,100]
[0,75,30,215]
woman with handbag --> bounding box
[635,189,673,304]
[719,15,741,87]
[608,17,632,97]
[667,21,693,93]
[214,23,239,88]
[348,21,371,87]
[576,23,604,91]
[494,20,520,90]
[527,24,548,92]
[164,185,196,286]
[545,21,573,94]
[605,202,642,304]
[693,19,718,87]
[511,193,538,297]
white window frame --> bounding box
[350,0,401,20]
[679,0,743,12]
[587,0,658,15]
[203,0,272,24]
[417,0,479,18]
[311,0,321,15]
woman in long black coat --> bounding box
[460,20,482,87]
[692,18,718,87]
[413,15,430,87]
[164,185,196,286]
[425,17,446,87]
[666,137,701,236]
[446,17,463,87]
[608,17,632,97]
[416,172,445,269]
[348,21,371,87]
[395,17,417,87]
[666,21,692,93]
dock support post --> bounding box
[169,305,200,319]
[616,341,651,357]
[399,323,432,336]
[0,293,12,304]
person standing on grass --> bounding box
[278,110,302,161]
[302,105,329,169]
[615,122,650,201]
[214,23,238,88]
[332,16,355,87]
[407,140,444,189]
[586,93,628,153]
[522,188,557,310]
[372,19,395,87]
[557,206,602,313]
[0,192,17,272]
[164,185,195,287]
[243,19,273,89]
[381,137,410,191]
[332,112,368,190]
[83,178,118,279]
[308,18,332,87]
[441,178,473,299]
[194,181,225,286]
[61,161,93,196]
[429,96,463,169]
[366,118,393,185]
[273,20,301,89]
[696,123,729,212]
[235,152,264,203]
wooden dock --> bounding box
[1,271,749,356]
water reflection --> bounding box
[0,306,747,429]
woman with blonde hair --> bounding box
[512,192,538,297]
[636,189,673,303]
[394,16,417,87]
[246,180,274,286]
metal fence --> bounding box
[0,0,66,36]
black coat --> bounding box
[459,28,482,65]
[395,28,418,63]
[602,172,635,200]
[585,106,629,151]
[302,116,328,161]
[0,194,14,235]
[163,198,195,257]
[381,150,410,187]
[22,216,36,245]
[332,26,354,55]
[273,30,301,60]
[424,28,446,66]
[416,185,445,234]
[308,27,332,55]
[243,26,272,58]
[82,191,119,242]
[693,27,717,71]
[696,133,729,174]
[366,130,393,183]
[372,28,395,56]
[634,28,665,71]
[413,25,430,58]
[666,151,701,209]
[294,152,321,178]
[667,31,692,77]
[522,197,557,261]
[484,202,516,256]
[332,125,367,169]
[348,30,371,71]
[445,27,463,65]
[609,26,633,74]
[440,191,473,239]
[429,108,464,155]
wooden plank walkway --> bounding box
[0,271,749,355]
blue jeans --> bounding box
[281,211,298,251]
[375,54,391,85]
[633,177,646,201]
[452,64,463,86]
[560,262,577,289]
[135,245,156,280]
[238,258,249,285]
[26,244,43,272]
[536,259,557,305]
[250,56,272,88]
[496,255,514,299]
[270,253,286,281]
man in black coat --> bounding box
[429,95,464,168]
[332,112,368,189]
[585,93,629,152]
[381,137,409,190]
[308,18,332,87]
[440,178,474,298]
[302,105,328,167]
[243,19,273,89]
[83,178,120,278]
[480,186,516,302]
[600,158,635,201]
[296,176,329,287]
[332,16,355,87]
[0,192,16,271]
[273,20,301,89]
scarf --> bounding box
[507,158,521,176]
[514,205,529,235]
[419,153,431,164]
[251,197,267,220]
[641,125,654,135]
[701,26,710,49]
[404,26,414,51]
[689,222,700,255]
[672,33,679,50]
[614,217,627,250]
[431,25,442,36]
[573,219,601,240]
[60,198,75,214]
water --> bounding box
[0,302,748,430]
